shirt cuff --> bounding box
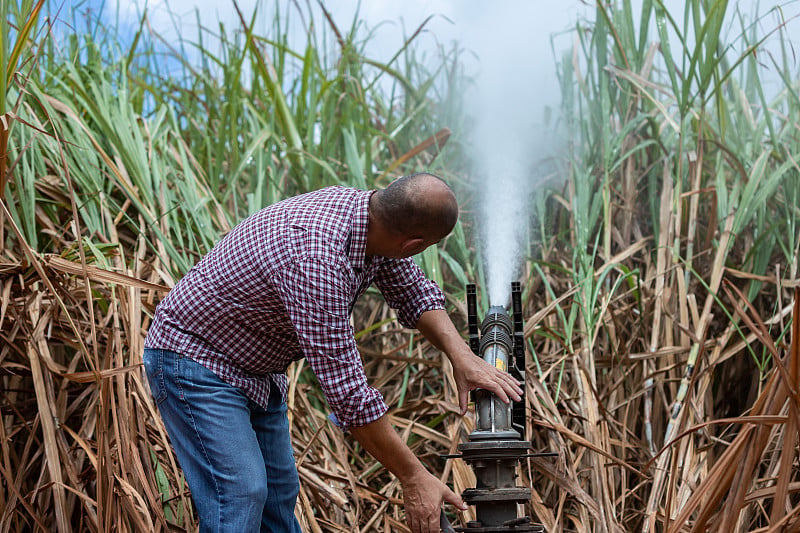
[396,281,446,328]
[328,386,389,432]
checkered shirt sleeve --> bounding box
[374,258,446,328]
[278,255,388,431]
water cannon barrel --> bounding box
[455,283,544,531]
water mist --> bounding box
[472,81,535,308]
[460,4,553,308]
[478,146,531,308]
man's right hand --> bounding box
[400,469,467,533]
[349,415,467,533]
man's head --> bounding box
[367,173,459,258]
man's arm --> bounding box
[415,309,523,414]
[349,414,467,533]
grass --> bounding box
[2,0,800,531]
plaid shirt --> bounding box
[145,186,445,430]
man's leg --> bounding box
[251,382,302,533]
[143,348,267,533]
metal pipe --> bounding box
[474,306,516,439]
[447,283,545,532]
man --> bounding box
[143,173,522,533]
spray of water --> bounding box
[479,156,529,308]
[470,52,538,307]
[457,4,566,308]
[475,124,531,308]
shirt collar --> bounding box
[348,190,374,270]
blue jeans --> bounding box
[142,348,302,533]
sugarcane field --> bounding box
[3,0,800,531]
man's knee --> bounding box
[236,471,269,508]
[217,471,268,530]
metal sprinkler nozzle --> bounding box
[443,282,546,532]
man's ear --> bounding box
[399,237,426,256]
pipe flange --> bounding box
[455,526,545,533]
[458,440,531,460]
[462,487,531,503]
[466,430,522,442]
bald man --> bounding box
[143,174,522,533]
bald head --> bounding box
[371,173,459,240]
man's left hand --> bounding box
[450,350,523,415]
[414,309,524,415]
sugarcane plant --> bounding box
[0,1,473,531]
[3,0,800,531]
[524,0,800,531]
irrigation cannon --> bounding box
[441,282,549,532]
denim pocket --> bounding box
[142,348,168,404]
